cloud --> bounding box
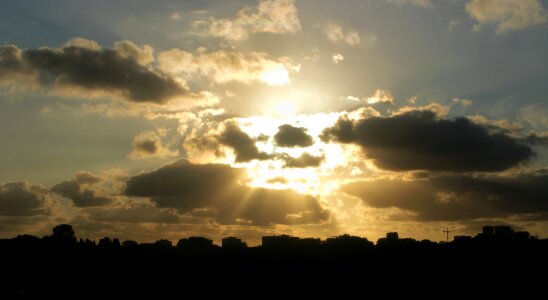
[365,89,393,105]
[218,122,270,162]
[193,0,301,40]
[267,176,288,184]
[0,45,25,81]
[0,38,188,103]
[129,131,179,159]
[343,170,548,221]
[158,48,298,86]
[169,12,181,21]
[346,95,360,101]
[525,133,548,147]
[83,206,182,224]
[0,182,51,216]
[321,109,534,172]
[452,98,472,107]
[323,23,361,46]
[332,53,344,64]
[281,153,324,168]
[394,103,449,118]
[387,0,434,8]
[465,0,548,33]
[467,114,523,133]
[124,160,330,225]
[73,172,102,185]
[343,90,393,104]
[274,124,314,148]
[303,48,321,62]
[51,180,112,207]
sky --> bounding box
[1,0,547,245]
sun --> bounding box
[261,67,290,86]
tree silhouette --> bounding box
[52,224,76,243]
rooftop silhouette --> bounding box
[1,224,546,296]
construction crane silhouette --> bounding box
[443,228,453,243]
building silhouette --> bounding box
[386,232,399,241]
[514,231,530,241]
[176,236,214,252]
[494,226,514,240]
[454,235,473,242]
[222,236,247,249]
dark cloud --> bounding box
[343,171,548,221]
[0,45,24,80]
[51,180,111,207]
[525,134,548,147]
[0,38,188,103]
[0,182,50,216]
[274,124,314,147]
[218,123,270,162]
[136,140,157,154]
[124,159,330,225]
[322,110,534,172]
[281,153,324,168]
[129,131,178,159]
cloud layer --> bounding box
[344,170,548,221]
[124,160,330,225]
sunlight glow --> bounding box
[261,66,290,85]
[274,101,297,117]
[226,112,353,196]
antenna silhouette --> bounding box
[443,228,453,243]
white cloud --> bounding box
[169,12,181,21]
[303,48,321,62]
[344,32,361,46]
[332,53,345,64]
[323,23,361,46]
[365,89,394,104]
[394,103,450,118]
[466,0,547,33]
[346,95,360,101]
[193,0,301,41]
[452,98,472,107]
[467,115,523,131]
[158,48,299,86]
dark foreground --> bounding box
[1,225,547,297]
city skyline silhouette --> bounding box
[1,2,548,295]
